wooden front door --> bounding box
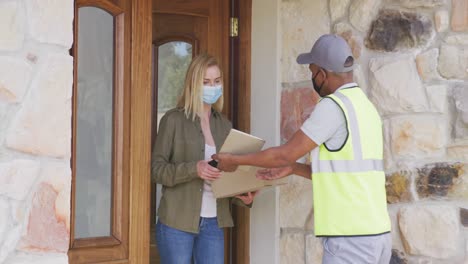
[151,0,252,263]
[151,1,229,263]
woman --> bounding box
[152,53,255,264]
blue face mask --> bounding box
[202,85,223,104]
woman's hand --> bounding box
[235,191,258,205]
[197,160,222,181]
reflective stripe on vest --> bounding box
[311,87,391,237]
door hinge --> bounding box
[230,17,239,37]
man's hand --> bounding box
[197,160,222,181]
[256,166,293,180]
[211,153,238,172]
[235,191,258,205]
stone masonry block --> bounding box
[398,205,460,259]
[0,2,24,51]
[0,57,33,103]
[280,232,305,264]
[6,53,72,158]
[25,0,73,47]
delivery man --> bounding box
[213,34,392,264]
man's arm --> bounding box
[257,162,312,180]
[292,162,312,179]
[214,129,317,171]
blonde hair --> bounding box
[177,54,224,121]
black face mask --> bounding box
[312,71,324,95]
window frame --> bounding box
[151,36,198,146]
[69,0,130,262]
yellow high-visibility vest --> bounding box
[311,86,391,236]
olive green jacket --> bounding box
[151,107,244,233]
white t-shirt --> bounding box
[200,144,217,217]
[300,83,358,150]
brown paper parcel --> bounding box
[212,129,288,198]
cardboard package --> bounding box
[211,129,289,198]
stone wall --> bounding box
[0,0,73,263]
[280,0,468,263]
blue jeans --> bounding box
[156,218,224,264]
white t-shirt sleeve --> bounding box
[300,97,347,148]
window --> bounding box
[69,0,130,262]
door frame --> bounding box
[130,0,253,263]
[228,1,252,264]
[144,0,252,263]
[128,0,152,262]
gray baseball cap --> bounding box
[296,34,355,73]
